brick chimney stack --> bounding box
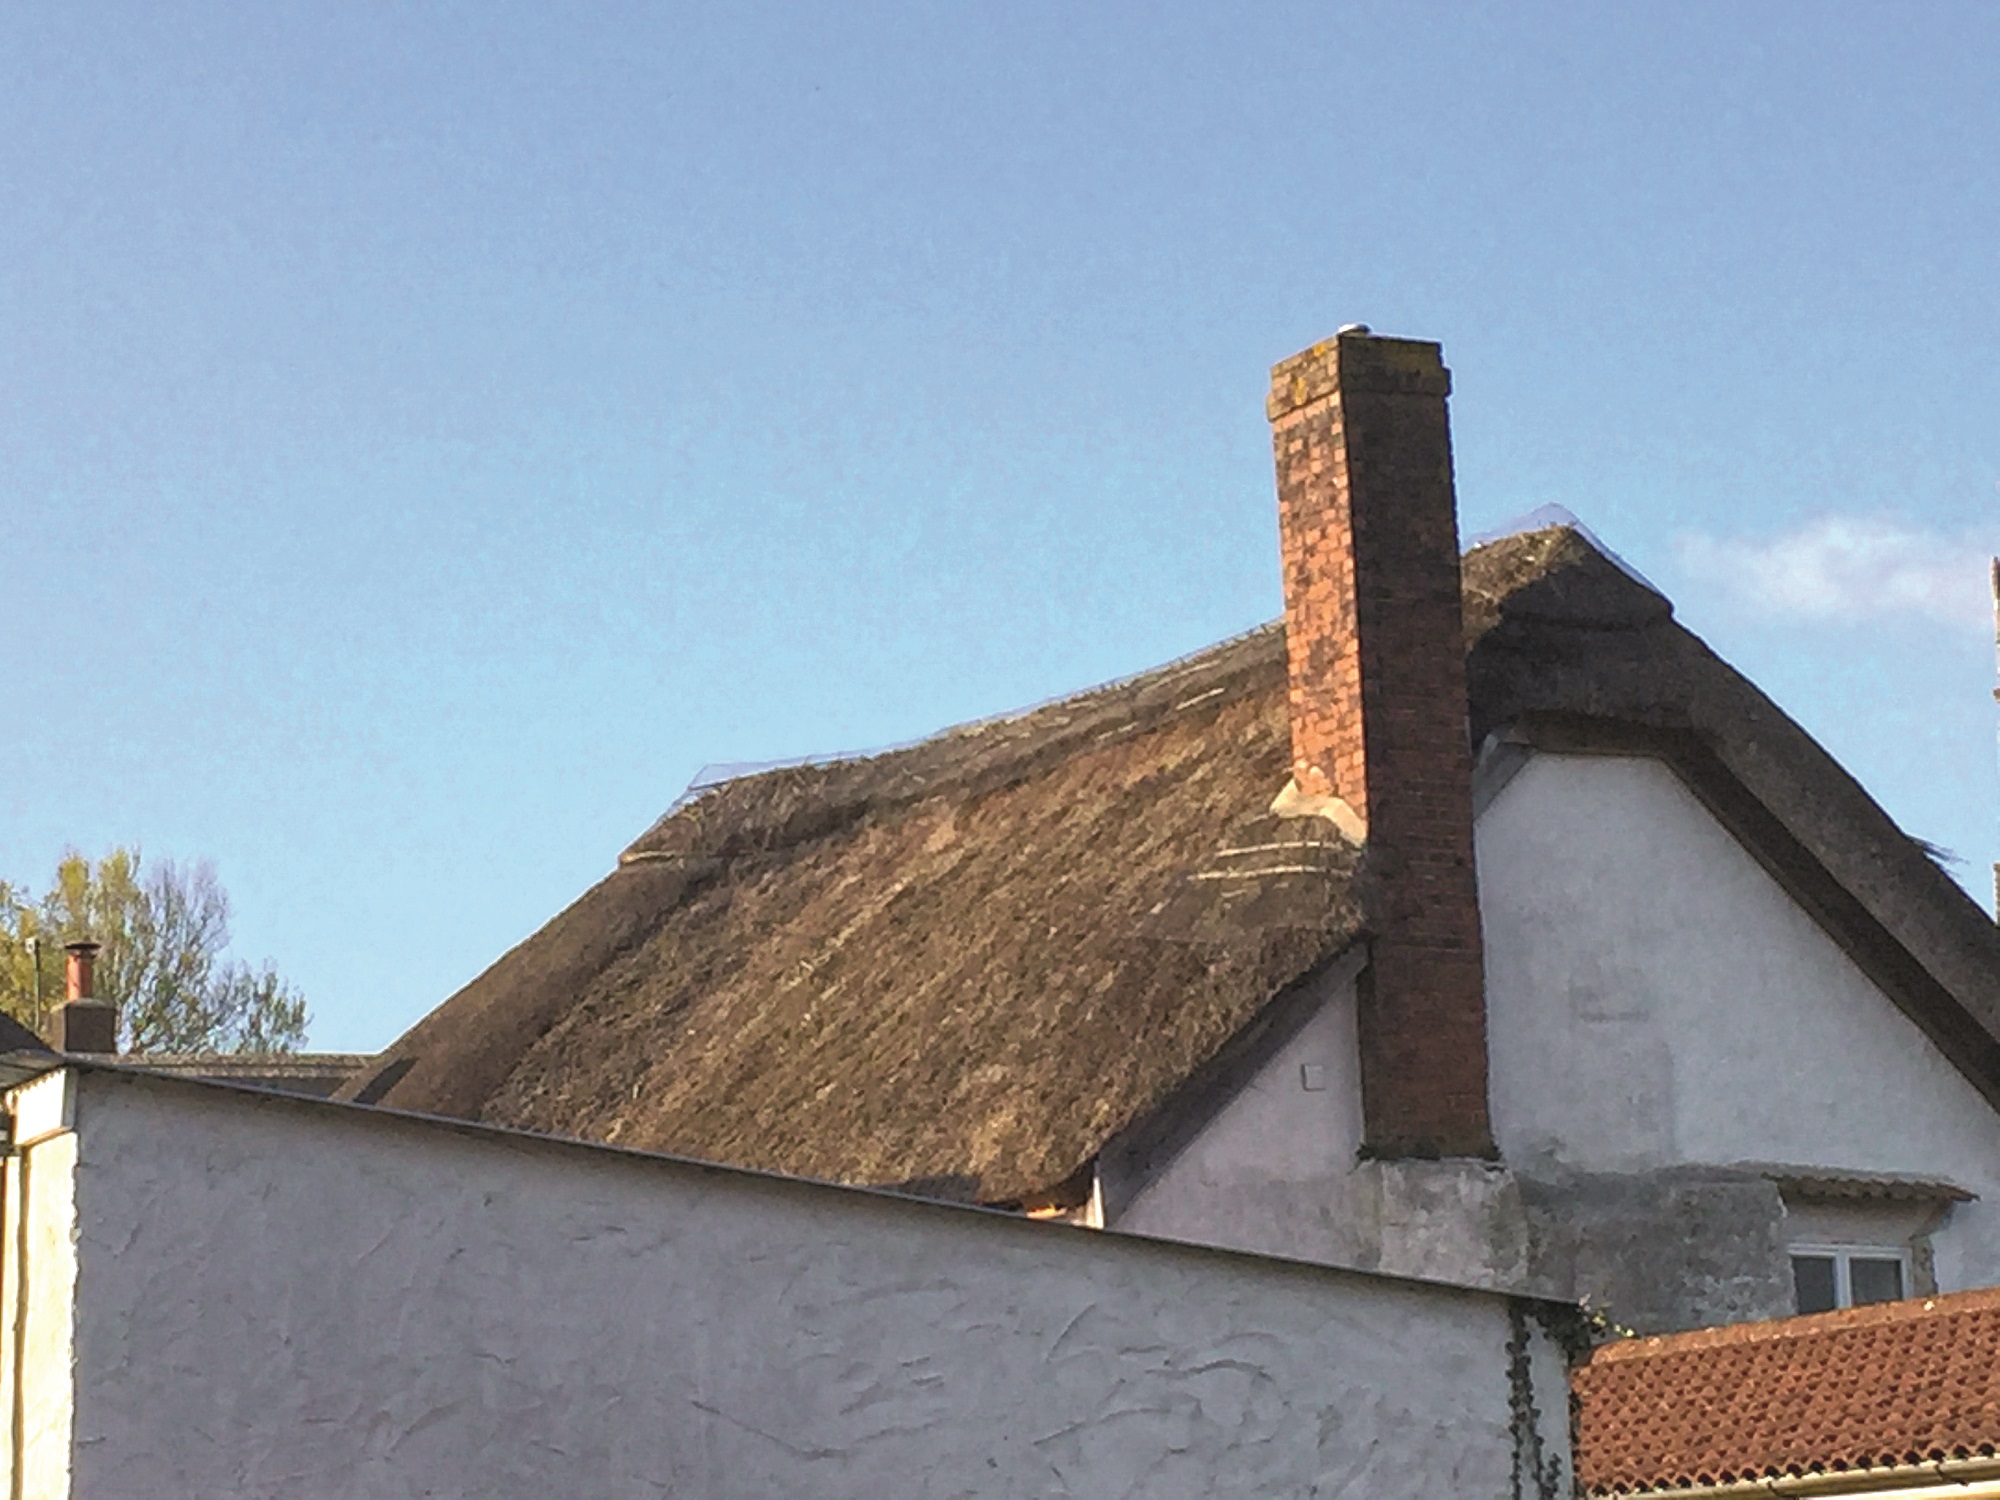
[57,939,117,1056]
[1266,328,1493,1159]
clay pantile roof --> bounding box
[340,525,2000,1203]
[1759,1165,1976,1205]
[1576,1287,2000,1494]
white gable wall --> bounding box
[1110,749,2000,1317]
[1478,752,2000,1294]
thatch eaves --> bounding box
[345,526,2000,1202]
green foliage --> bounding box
[0,849,309,1055]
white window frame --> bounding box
[1788,1243,1913,1311]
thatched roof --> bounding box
[345,526,2000,1203]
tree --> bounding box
[0,849,309,1054]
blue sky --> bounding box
[3,2,1995,1050]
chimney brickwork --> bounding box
[1267,330,1493,1159]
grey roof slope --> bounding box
[342,526,2000,1202]
[0,1012,52,1056]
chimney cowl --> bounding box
[64,939,102,1002]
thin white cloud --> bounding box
[1676,516,1997,629]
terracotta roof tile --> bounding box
[1576,1286,2000,1494]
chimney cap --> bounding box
[1267,334,1449,422]
[63,938,102,957]
[1336,322,1372,336]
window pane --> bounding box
[1793,1255,1838,1314]
[1850,1257,1905,1306]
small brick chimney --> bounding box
[57,939,118,1056]
[1267,328,1493,1159]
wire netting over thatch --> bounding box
[345,528,2000,1202]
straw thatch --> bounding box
[344,526,2000,1202]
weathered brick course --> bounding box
[1268,331,1493,1158]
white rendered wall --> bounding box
[1110,961,1528,1289]
[1113,750,2000,1313]
[0,1072,80,1498]
[29,1068,1571,1500]
[1478,753,2000,1293]
[1114,960,1366,1259]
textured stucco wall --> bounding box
[1480,753,2000,1301]
[34,1068,1571,1500]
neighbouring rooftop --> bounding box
[1575,1286,2000,1494]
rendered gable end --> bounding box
[1479,749,2000,1326]
[1106,746,2000,1334]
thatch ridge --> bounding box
[618,622,1288,869]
